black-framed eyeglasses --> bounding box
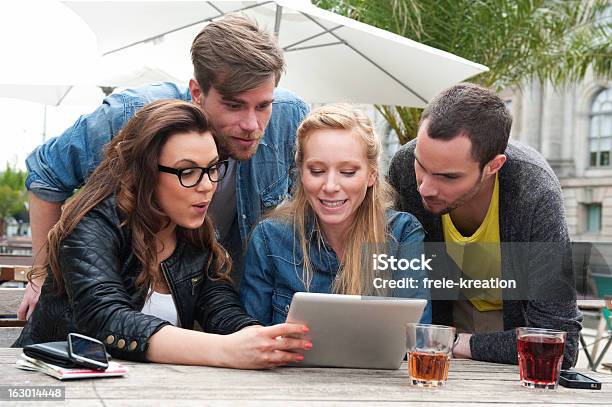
[158,160,229,188]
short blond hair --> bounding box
[191,13,285,97]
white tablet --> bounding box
[286,292,426,369]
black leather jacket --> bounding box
[14,197,259,361]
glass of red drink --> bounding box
[406,324,456,387]
[516,327,567,389]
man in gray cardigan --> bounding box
[388,83,582,369]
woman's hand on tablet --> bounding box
[222,323,312,369]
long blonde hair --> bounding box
[270,104,395,295]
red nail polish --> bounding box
[305,342,313,349]
[296,355,304,361]
[302,326,310,333]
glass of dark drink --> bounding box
[516,327,567,389]
[406,324,456,387]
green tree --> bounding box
[0,164,27,191]
[0,165,28,237]
[316,0,612,144]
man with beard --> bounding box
[388,83,582,369]
[18,14,309,320]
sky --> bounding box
[0,96,103,171]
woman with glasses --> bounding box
[15,100,310,369]
[240,104,431,325]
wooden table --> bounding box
[0,348,611,406]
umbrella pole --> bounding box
[274,5,283,37]
[42,104,47,143]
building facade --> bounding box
[502,73,612,241]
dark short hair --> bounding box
[419,83,512,168]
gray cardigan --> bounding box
[388,140,582,368]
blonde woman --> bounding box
[240,104,431,325]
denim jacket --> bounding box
[240,210,432,325]
[25,82,310,243]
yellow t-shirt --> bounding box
[442,174,502,311]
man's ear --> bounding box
[189,79,203,106]
[485,154,507,175]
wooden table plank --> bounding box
[0,265,32,282]
[0,348,610,405]
[0,288,26,315]
[0,255,33,267]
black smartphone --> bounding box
[67,333,109,371]
[559,370,602,390]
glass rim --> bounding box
[406,323,456,331]
[516,326,567,336]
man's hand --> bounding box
[17,277,44,320]
[452,333,472,359]
[17,192,63,320]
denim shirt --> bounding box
[240,210,432,325]
[25,82,310,243]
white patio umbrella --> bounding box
[0,0,102,106]
[62,0,488,107]
[0,1,183,106]
[0,64,182,107]
[97,66,183,89]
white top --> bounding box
[141,291,179,326]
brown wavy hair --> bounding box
[191,13,285,98]
[31,99,231,294]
